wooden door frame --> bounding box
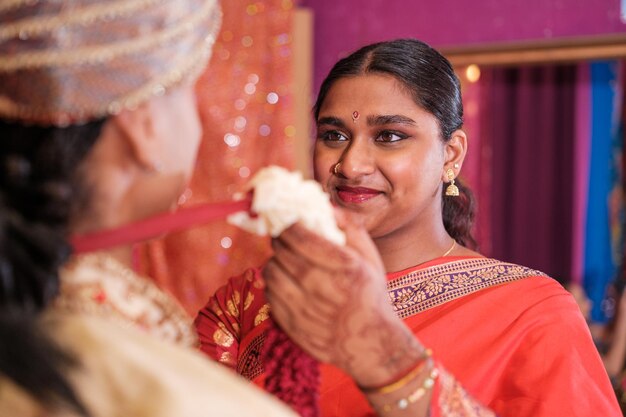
[440,33,626,67]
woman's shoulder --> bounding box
[389,256,561,318]
[459,257,570,300]
[466,258,581,321]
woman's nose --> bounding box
[337,140,375,178]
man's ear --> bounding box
[110,102,160,171]
[441,129,468,181]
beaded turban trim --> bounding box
[0,0,222,126]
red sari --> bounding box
[195,257,621,416]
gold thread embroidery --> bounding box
[0,32,216,124]
[254,304,270,327]
[243,292,255,311]
[0,3,222,126]
[227,291,241,317]
[212,322,234,348]
[0,0,219,70]
[0,0,166,42]
[219,351,235,366]
[388,259,546,319]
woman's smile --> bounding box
[335,185,383,204]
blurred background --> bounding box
[138,0,626,326]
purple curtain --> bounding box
[478,64,577,282]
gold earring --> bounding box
[333,162,341,175]
[445,168,459,196]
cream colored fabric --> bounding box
[44,312,295,417]
[56,253,197,348]
[0,313,296,416]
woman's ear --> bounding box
[442,129,468,181]
[110,102,161,172]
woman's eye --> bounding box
[320,131,348,142]
[377,131,406,142]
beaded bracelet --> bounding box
[381,363,440,413]
[360,349,432,395]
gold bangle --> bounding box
[381,362,440,413]
[361,349,432,395]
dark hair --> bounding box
[0,120,104,416]
[313,39,476,248]
[0,119,104,313]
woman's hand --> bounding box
[262,214,425,388]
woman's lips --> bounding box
[336,186,382,203]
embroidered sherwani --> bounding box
[4,254,295,417]
[195,257,621,416]
[0,312,297,417]
[56,253,197,347]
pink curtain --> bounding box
[475,64,578,282]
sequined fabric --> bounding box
[138,0,296,315]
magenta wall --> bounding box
[302,0,626,90]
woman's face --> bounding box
[314,74,449,240]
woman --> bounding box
[0,1,295,416]
[195,39,621,416]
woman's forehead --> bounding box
[318,75,425,120]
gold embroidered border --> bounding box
[237,333,266,381]
[388,259,546,319]
[56,253,198,348]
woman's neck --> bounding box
[374,224,454,273]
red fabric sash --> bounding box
[70,198,251,254]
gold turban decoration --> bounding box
[0,0,222,126]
